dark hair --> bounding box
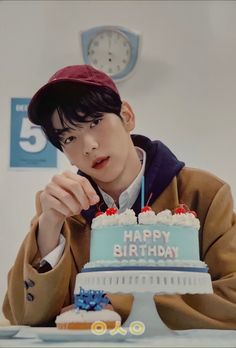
[34,83,122,151]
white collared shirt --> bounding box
[98,147,146,212]
[42,146,146,268]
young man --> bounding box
[3,65,236,329]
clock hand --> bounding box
[108,37,112,62]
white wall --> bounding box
[1,0,236,319]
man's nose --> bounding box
[83,135,98,156]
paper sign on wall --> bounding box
[10,98,57,168]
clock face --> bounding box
[87,29,132,77]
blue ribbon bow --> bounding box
[74,287,110,311]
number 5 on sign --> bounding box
[19,118,47,153]
[10,98,57,168]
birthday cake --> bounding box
[82,204,208,273]
[70,205,210,331]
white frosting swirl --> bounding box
[172,212,200,228]
[155,209,173,224]
[55,309,121,324]
[91,213,118,228]
[92,208,200,228]
[138,210,156,224]
[117,209,137,225]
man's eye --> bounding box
[64,136,75,145]
[90,119,102,128]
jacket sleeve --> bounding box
[155,183,236,329]
[2,193,74,326]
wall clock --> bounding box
[81,26,140,81]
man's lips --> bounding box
[92,156,110,169]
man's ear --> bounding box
[120,101,135,131]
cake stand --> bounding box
[75,269,213,337]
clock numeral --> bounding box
[117,65,121,71]
[92,59,98,65]
[108,68,113,74]
[93,41,99,47]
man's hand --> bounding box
[40,171,99,223]
[38,171,100,257]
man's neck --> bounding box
[97,146,142,202]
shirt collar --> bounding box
[98,147,146,212]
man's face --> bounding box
[51,103,136,188]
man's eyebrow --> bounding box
[54,128,72,136]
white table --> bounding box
[1,327,236,348]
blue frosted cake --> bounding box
[82,205,208,273]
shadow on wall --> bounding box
[119,57,173,97]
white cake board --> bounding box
[76,270,213,338]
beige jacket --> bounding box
[3,167,236,329]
